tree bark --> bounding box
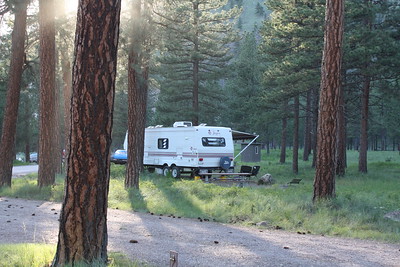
[0,0,28,187]
[336,75,346,176]
[126,0,149,189]
[280,101,288,164]
[358,75,370,173]
[192,1,199,126]
[313,0,344,201]
[303,89,312,161]
[52,0,121,265]
[38,0,56,187]
[293,96,299,174]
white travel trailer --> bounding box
[123,121,258,178]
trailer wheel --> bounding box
[162,166,170,176]
[171,166,181,178]
[219,156,231,171]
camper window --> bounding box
[158,138,169,149]
[202,137,226,147]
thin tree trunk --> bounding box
[358,75,370,173]
[336,74,346,176]
[23,90,31,163]
[313,0,344,201]
[126,0,149,189]
[303,89,312,161]
[52,1,121,265]
[280,101,288,164]
[62,58,71,169]
[192,2,199,126]
[311,86,319,168]
[0,1,28,187]
[293,95,299,174]
[38,0,56,187]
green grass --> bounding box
[1,150,400,244]
[0,244,145,267]
[0,244,55,267]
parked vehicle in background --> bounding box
[29,152,38,163]
[110,149,128,165]
[119,121,258,178]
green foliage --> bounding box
[153,0,241,125]
[222,31,265,134]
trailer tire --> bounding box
[171,166,181,178]
[162,166,170,177]
[219,156,231,171]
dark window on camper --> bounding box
[158,138,169,149]
[202,137,226,147]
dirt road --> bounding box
[0,197,399,267]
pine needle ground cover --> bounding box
[1,150,399,243]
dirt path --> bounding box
[0,197,399,267]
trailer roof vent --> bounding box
[199,123,207,126]
[155,125,163,128]
[173,121,192,127]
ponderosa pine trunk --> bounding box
[358,75,370,173]
[311,86,319,168]
[192,1,199,126]
[280,101,288,164]
[38,0,56,187]
[303,89,312,161]
[313,0,344,201]
[52,0,121,265]
[126,0,149,189]
[292,95,299,174]
[0,0,28,187]
[62,58,71,168]
[336,75,346,176]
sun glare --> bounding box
[65,0,78,14]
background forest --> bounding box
[0,0,399,169]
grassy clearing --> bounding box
[1,150,399,243]
[0,244,145,267]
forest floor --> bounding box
[0,197,399,267]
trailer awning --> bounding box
[232,130,258,140]
[232,130,260,160]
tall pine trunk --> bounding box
[0,1,28,187]
[336,75,346,176]
[358,75,370,173]
[292,95,299,174]
[126,0,149,189]
[280,101,288,164]
[38,0,56,187]
[52,1,121,265]
[61,58,71,168]
[303,89,312,161]
[313,0,344,201]
[311,86,319,168]
[192,2,200,126]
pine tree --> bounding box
[0,0,28,187]
[344,0,400,173]
[153,0,240,126]
[125,0,152,189]
[38,0,56,187]
[313,0,344,201]
[52,0,121,265]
